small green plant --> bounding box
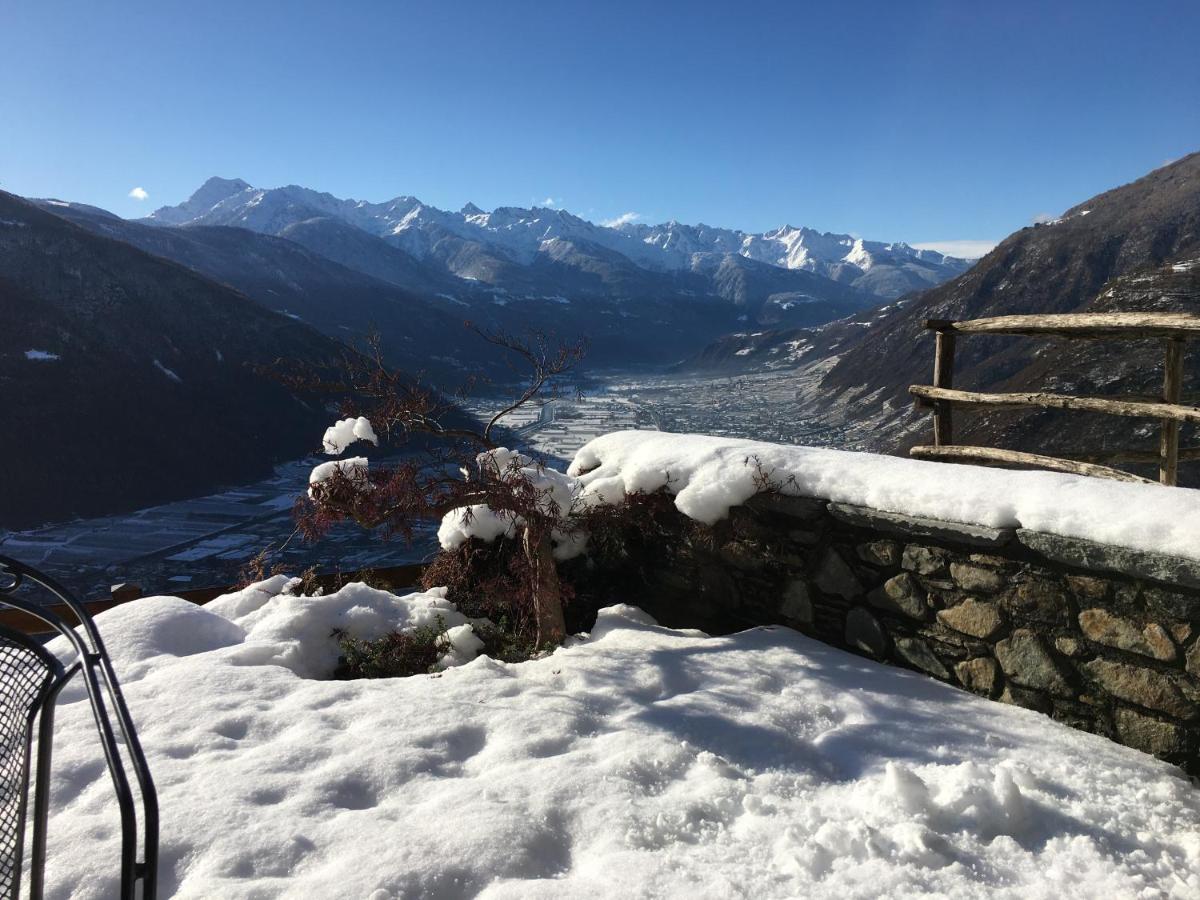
[329,605,548,680]
[471,617,542,664]
[331,618,448,679]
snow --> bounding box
[39,587,1200,898]
[308,456,370,495]
[842,237,874,271]
[24,349,60,361]
[153,359,182,383]
[437,448,585,560]
[431,431,1200,564]
[322,416,378,455]
[566,431,1200,561]
[438,622,485,668]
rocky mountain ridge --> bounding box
[140,177,968,323]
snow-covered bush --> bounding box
[276,327,588,656]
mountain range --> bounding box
[5,181,968,528]
[15,180,974,392]
[144,176,972,300]
[130,177,970,345]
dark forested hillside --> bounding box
[0,191,346,527]
[29,200,493,378]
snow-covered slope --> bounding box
[41,579,1200,898]
[146,178,973,300]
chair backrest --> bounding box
[0,556,158,900]
[0,627,59,898]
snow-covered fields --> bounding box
[41,578,1200,899]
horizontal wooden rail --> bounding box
[909,385,1200,424]
[910,445,1156,483]
[1065,447,1200,465]
[924,312,1200,340]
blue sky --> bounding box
[2,1,1197,254]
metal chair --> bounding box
[0,555,158,899]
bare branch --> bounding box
[467,324,588,443]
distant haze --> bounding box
[911,241,998,260]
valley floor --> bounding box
[2,365,885,600]
[0,456,437,600]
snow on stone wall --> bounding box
[568,431,1200,562]
[425,431,1200,768]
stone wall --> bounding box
[576,493,1200,773]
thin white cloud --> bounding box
[128,186,149,201]
[911,240,998,259]
[601,211,641,228]
[1031,212,1056,225]
[538,196,562,208]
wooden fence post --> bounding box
[1161,337,1185,486]
[932,327,956,446]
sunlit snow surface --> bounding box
[322,416,378,455]
[568,431,1200,561]
[439,431,1200,564]
[40,580,1200,899]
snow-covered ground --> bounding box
[39,578,1200,899]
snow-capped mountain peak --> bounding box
[843,237,874,271]
[147,176,254,225]
[141,177,974,299]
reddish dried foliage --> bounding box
[273,324,588,647]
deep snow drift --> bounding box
[39,579,1200,899]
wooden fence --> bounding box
[908,312,1200,485]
